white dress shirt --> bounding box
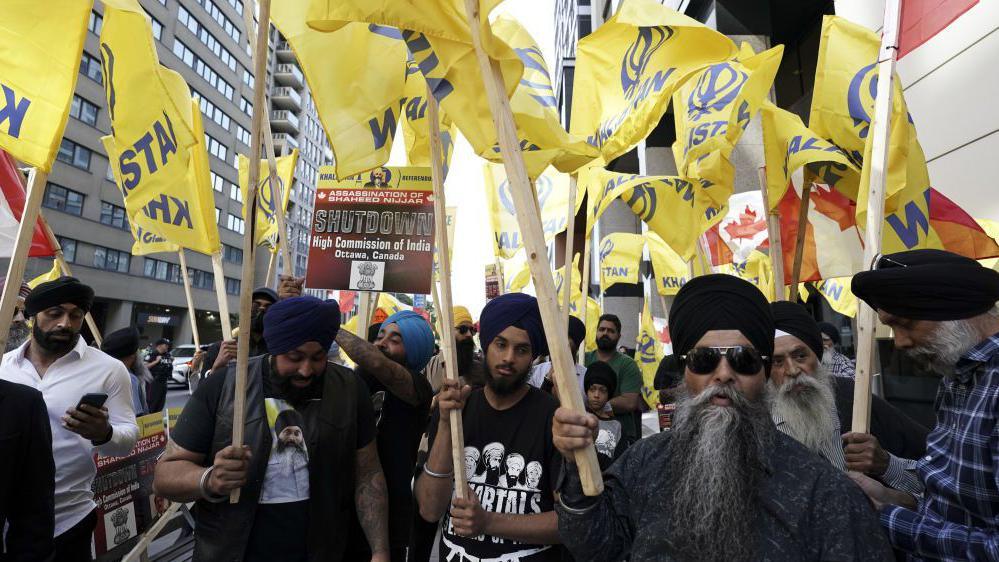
[528,361,587,399]
[1,337,138,536]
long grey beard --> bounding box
[770,365,840,463]
[660,383,775,562]
[820,348,835,369]
[5,322,30,353]
[908,319,980,377]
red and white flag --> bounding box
[717,191,770,263]
[898,0,978,58]
[0,151,56,259]
[777,184,863,285]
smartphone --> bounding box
[76,393,108,411]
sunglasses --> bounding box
[681,346,769,376]
[457,325,476,335]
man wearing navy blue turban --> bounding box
[415,293,564,562]
[154,296,390,562]
[336,308,434,561]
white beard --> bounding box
[770,364,840,463]
[907,319,981,377]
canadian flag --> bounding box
[717,191,770,263]
[777,184,864,285]
[0,151,56,259]
[898,0,978,58]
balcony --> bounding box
[276,40,296,63]
[272,86,301,111]
[270,110,300,133]
[272,132,299,151]
[274,63,303,89]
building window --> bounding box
[94,246,131,273]
[210,171,225,193]
[88,10,103,35]
[58,237,77,263]
[57,139,92,170]
[215,207,222,224]
[106,163,115,182]
[225,277,241,295]
[80,52,102,84]
[151,16,163,41]
[193,89,232,131]
[226,214,244,234]
[236,125,250,146]
[190,268,214,289]
[171,38,235,100]
[240,96,252,117]
[99,202,129,230]
[177,5,239,73]
[223,244,243,264]
[43,183,85,216]
[70,95,99,127]
[229,183,242,203]
[205,133,228,161]
[143,257,181,283]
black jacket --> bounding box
[832,376,930,459]
[0,380,55,561]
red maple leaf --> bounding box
[723,206,768,240]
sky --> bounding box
[388,0,556,318]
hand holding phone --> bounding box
[64,393,111,442]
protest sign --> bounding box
[307,166,434,294]
[92,412,168,558]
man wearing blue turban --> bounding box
[415,293,563,562]
[154,296,390,562]
[336,308,434,561]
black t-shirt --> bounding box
[357,366,433,547]
[171,359,376,561]
[425,387,562,562]
[145,349,173,379]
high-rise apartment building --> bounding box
[21,0,328,346]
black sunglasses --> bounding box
[457,325,476,335]
[681,346,769,376]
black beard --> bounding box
[658,384,774,562]
[32,323,79,356]
[484,362,531,396]
[596,336,617,352]
[268,363,321,407]
[456,338,475,375]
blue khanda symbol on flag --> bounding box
[498,175,553,216]
[638,332,656,365]
[687,63,748,122]
[257,173,283,222]
[515,46,557,108]
[847,63,878,141]
[621,27,672,99]
[624,183,657,220]
[599,238,615,262]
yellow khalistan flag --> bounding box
[673,46,783,174]
[637,297,663,409]
[598,233,644,292]
[813,277,858,317]
[647,232,689,296]
[0,0,92,171]
[306,0,523,162]
[272,0,408,179]
[400,60,457,175]
[553,253,582,306]
[100,0,220,256]
[502,251,531,293]
[106,165,179,256]
[569,0,737,162]
[239,150,300,250]
[28,260,62,289]
[566,296,601,353]
[717,250,775,301]
[484,164,583,259]
[492,16,598,177]
[760,101,859,209]
[582,167,722,261]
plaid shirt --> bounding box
[881,332,999,561]
[826,350,857,379]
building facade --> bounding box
[21,0,327,347]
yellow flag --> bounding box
[105,163,179,256]
[0,0,92,171]
[272,0,408,179]
[814,277,858,317]
[673,46,783,175]
[760,102,860,209]
[238,150,300,249]
[376,292,409,318]
[400,60,456,174]
[637,298,663,409]
[306,0,523,162]
[598,233,644,292]
[491,16,598,176]
[582,167,722,260]
[100,0,220,255]
[553,253,582,306]
[28,260,62,289]
[717,250,774,301]
[569,0,737,162]
[647,232,689,296]
[502,252,531,293]
[567,296,601,353]
[484,164,583,259]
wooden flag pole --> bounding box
[231,0,273,504]
[852,0,901,433]
[788,184,813,301]
[427,88,467,498]
[209,253,233,338]
[265,249,278,289]
[177,250,201,349]
[356,291,374,340]
[0,168,47,353]
[757,166,786,300]
[580,235,592,338]
[120,503,182,562]
[242,1,291,277]
[495,258,505,295]
[562,175,578,327]
[463,0,603,495]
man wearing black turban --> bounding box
[154,296,390,562]
[415,293,563,562]
[554,275,892,562]
[846,249,999,561]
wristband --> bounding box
[199,466,227,503]
[422,464,454,479]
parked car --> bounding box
[169,344,201,390]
